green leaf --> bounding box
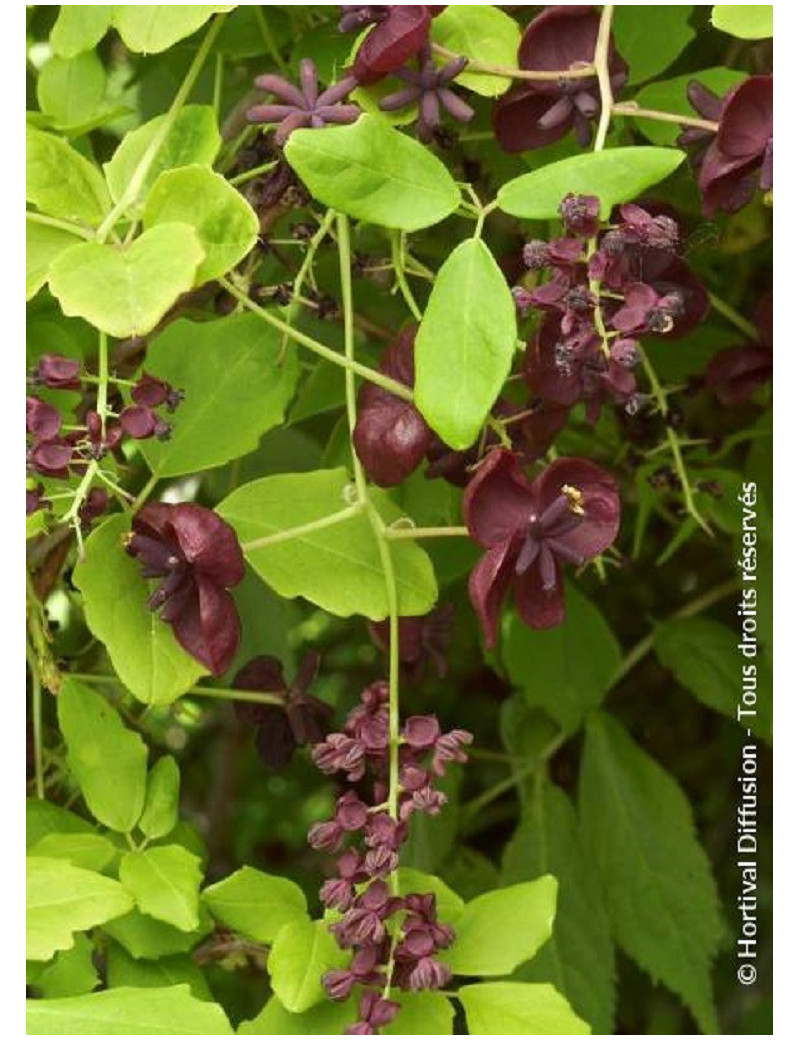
[139,314,299,478]
[501,584,621,734]
[26,984,233,1034]
[654,617,739,717]
[634,68,746,146]
[27,856,133,961]
[269,919,348,1013]
[104,909,212,960]
[202,865,307,944]
[497,147,685,219]
[430,6,520,96]
[57,678,148,832]
[218,469,438,620]
[138,757,180,840]
[238,996,356,1035]
[49,224,204,338]
[105,944,213,1001]
[613,7,694,84]
[143,166,258,284]
[443,877,557,976]
[415,238,517,450]
[73,515,205,705]
[51,6,111,57]
[35,936,100,999]
[26,128,110,226]
[711,5,773,38]
[502,782,615,1035]
[284,115,460,231]
[459,982,590,1035]
[37,52,107,130]
[119,846,202,932]
[579,711,722,1032]
[103,106,221,214]
[26,221,83,301]
[111,6,233,53]
[26,800,95,848]
[28,833,117,874]
[396,868,465,925]
[384,992,455,1035]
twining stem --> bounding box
[229,159,280,187]
[26,211,95,241]
[611,102,719,133]
[66,673,284,707]
[219,277,416,403]
[592,5,615,152]
[461,731,567,819]
[253,4,289,74]
[277,208,337,356]
[241,504,364,552]
[430,42,596,82]
[96,14,226,241]
[391,233,423,321]
[708,292,760,341]
[130,474,158,515]
[26,643,45,800]
[383,525,469,541]
[97,331,109,437]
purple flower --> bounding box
[132,372,183,413]
[247,59,361,145]
[611,282,685,336]
[463,449,620,647]
[32,354,82,391]
[343,6,440,86]
[77,488,108,528]
[27,397,61,441]
[28,439,73,479]
[493,6,627,152]
[705,292,772,405]
[380,44,474,143]
[126,503,245,676]
[368,604,454,681]
[560,194,600,238]
[26,483,49,516]
[233,652,332,770]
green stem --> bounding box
[391,232,423,321]
[241,504,364,552]
[667,426,713,534]
[708,292,760,341]
[229,159,279,187]
[638,344,669,415]
[67,673,284,707]
[383,525,469,541]
[26,210,94,241]
[96,14,226,241]
[130,474,158,515]
[27,644,45,800]
[219,276,415,402]
[253,5,289,74]
[461,732,567,819]
[593,5,615,152]
[612,102,718,133]
[430,42,596,82]
[97,331,109,436]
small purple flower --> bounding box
[248,59,361,145]
[27,397,61,441]
[26,483,49,516]
[705,292,772,405]
[32,354,81,391]
[560,194,600,238]
[380,44,474,143]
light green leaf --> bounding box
[73,515,206,706]
[35,936,100,999]
[502,781,615,1035]
[28,833,117,874]
[103,106,221,214]
[711,5,773,38]
[104,909,213,960]
[459,982,590,1035]
[202,866,307,944]
[415,238,517,450]
[138,757,180,840]
[143,166,258,284]
[613,6,694,84]
[27,857,133,962]
[49,224,204,338]
[26,800,94,848]
[26,984,233,1034]
[51,6,111,57]
[396,868,465,925]
[119,846,202,932]
[26,128,110,226]
[385,992,455,1034]
[37,52,106,130]
[284,114,461,231]
[26,221,83,301]
[57,678,148,832]
[139,313,299,478]
[501,584,621,734]
[443,877,558,976]
[634,68,747,146]
[269,919,348,1013]
[105,944,213,1001]
[579,711,722,1032]
[218,469,438,620]
[430,6,520,96]
[111,6,233,53]
[497,147,685,219]
[238,996,356,1035]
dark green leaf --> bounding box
[613,7,694,84]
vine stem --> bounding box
[592,5,615,152]
[67,673,284,707]
[27,643,45,800]
[430,42,596,82]
[277,208,337,357]
[219,277,415,403]
[229,159,279,187]
[241,504,364,552]
[96,14,226,241]
[611,102,719,133]
[384,525,468,541]
[708,292,760,340]
[391,233,423,321]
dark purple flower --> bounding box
[493,6,627,152]
[345,990,400,1034]
[132,372,183,412]
[313,733,366,781]
[77,487,108,527]
[402,715,440,750]
[380,44,474,143]
[29,439,73,478]
[120,405,158,439]
[32,354,81,391]
[693,75,773,216]
[26,483,49,516]
[617,203,680,252]
[611,282,685,336]
[345,6,436,85]
[126,503,245,676]
[27,397,61,441]
[463,449,620,647]
[248,59,361,145]
[368,603,454,681]
[705,292,772,405]
[560,194,600,238]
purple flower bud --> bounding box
[363,845,398,877]
[407,955,451,991]
[34,354,81,390]
[26,483,49,516]
[321,876,356,911]
[402,715,440,749]
[312,733,366,780]
[132,372,171,408]
[365,812,405,850]
[308,820,344,851]
[324,968,358,1001]
[78,487,108,527]
[120,405,157,439]
[29,439,73,478]
[399,763,428,791]
[411,786,447,814]
[559,193,600,237]
[336,791,370,831]
[26,397,61,441]
[432,729,473,776]
[522,239,551,270]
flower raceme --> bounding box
[463,449,620,648]
[126,503,245,676]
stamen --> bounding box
[561,484,585,516]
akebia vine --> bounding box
[26,5,772,1036]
